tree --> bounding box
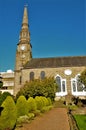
[16,95,28,117]
[0,96,17,130]
[0,92,12,106]
[16,77,57,101]
[79,69,86,87]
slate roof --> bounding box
[24,56,86,69]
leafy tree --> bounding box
[0,96,17,130]
[0,92,12,106]
[16,77,57,101]
[79,69,86,87]
[16,95,28,117]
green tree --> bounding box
[16,77,57,101]
[0,96,17,130]
[79,69,86,87]
[16,95,28,117]
[0,92,12,106]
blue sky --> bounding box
[0,0,86,71]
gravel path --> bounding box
[18,108,70,130]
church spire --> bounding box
[22,6,28,29]
[19,6,30,42]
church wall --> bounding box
[21,66,86,95]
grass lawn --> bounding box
[74,114,86,130]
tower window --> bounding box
[30,72,34,81]
[20,76,22,85]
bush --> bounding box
[0,96,17,130]
[35,96,52,111]
[41,106,53,113]
[47,97,52,106]
[27,97,37,112]
[35,96,44,110]
[0,92,12,106]
[16,96,28,117]
[16,115,29,127]
[16,77,57,101]
[27,113,35,120]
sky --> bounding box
[0,0,86,72]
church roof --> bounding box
[24,56,86,69]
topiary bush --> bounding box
[0,96,17,130]
[35,96,44,111]
[16,95,28,118]
[0,92,12,106]
[47,97,52,106]
[27,97,37,112]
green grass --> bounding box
[74,114,86,130]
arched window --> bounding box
[56,76,61,92]
[71,74,85,96]
[76,76,84,92]
[40,71,45,80]
[30,72,34,81]
[55,75,67,95]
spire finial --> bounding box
[22,5,28,25]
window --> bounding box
[55,75,66,93]
[72,80,76,92]
[40,71,45,80]
[71,74,85,95]
[56,76,61,92]
[30,72,34,81]
[76,76,84,92]
[62,81,66,92]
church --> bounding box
[14,6,86,99]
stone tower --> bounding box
[14,6,32,95]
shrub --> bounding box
[47,97,52,106]
[27,97,37,112]
[27,113,35,120]
[35,96,52,111]
[41,106,53,113]
[16,96,28,117]
[16,77,57,101]
[33,109,41,116]
[35,96,44,110]
[0,92,12,106]
[16,115,29,127]
[0,96,17,130]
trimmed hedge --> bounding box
[16,95,28,117]
[0,96,17,130]
[27,97,37,112]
